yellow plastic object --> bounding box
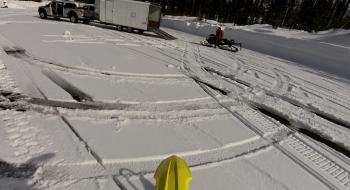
[154,155,192,190]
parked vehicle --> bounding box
[94,0,161,33]
[38,1,94,24]
[1,0,8,8]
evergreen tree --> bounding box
[280,0,297,27]
[250,0,265,24]
[312,0,333,31]
[265,0,289,28]
[242,0,255,24]
[158,0,349,30]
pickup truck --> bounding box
[38,1,95,24]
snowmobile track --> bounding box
[204,66,350,130]
[176,38,345,184]
[227,105,340,189]
[279,69,350,104]
[284,136,350,189]
[182,49,348,189]
[1,41,124,189]
[197,80,341,189]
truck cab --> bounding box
[38,1,95,24]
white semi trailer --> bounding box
[94,0,162,34]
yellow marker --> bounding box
[154,155,192,190]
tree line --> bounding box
[146,0,350,31]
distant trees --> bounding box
[142,0,350,31]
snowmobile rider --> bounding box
[215,27,224,48]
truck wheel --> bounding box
[70,15,78,23]
[127,27,134,33]
[39,11,47,19]
[83,19,90,24]
[137,30,144,34]
[116,25,123,31]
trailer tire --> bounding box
[83,19,90,24]
[137,30,144,34]
[39,11,47,19]
[116,25,123,31]
[70,14,78,23]
[127,27,134,33]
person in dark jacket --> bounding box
[215,27,224,48]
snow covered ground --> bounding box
[0,1,350,190]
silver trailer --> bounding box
[94,0,162,34]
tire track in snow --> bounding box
[97,26,184,64]
[229,52,350,129]
[3,48,96,104]
[2,45,224,115]
[279,69,350,106]
[197,79,342,189]
[0,21,58,25]
[206,47,284,94]
[4,51,229,121]
[0,111,45,178]
[234,57,277,90]
[4,21,185,80]
[235,105,286,135]
[42,69,93,102]
[38,136,267,180]
[271,69,284,93]
[0,47,50,165]
[24,51,185,80]
[174,33,338,188]
[224,104,340,190]
[283,136,350,189]
[3,21,350,188]
[0,43,125,189]
[68,26,180,70]
[203,64,350,130]
[175,34,345,189]
[274,70,350,127]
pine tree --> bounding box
[242,0,255,24]
[281,0,297,27]
[250,0,265,24]
[265,0,289,28]
[312,0,332,31]
[326,0,341,28]
[160,0,348,30]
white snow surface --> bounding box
[0,1,350,189]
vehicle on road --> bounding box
[38,1,95,24]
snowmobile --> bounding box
[200,34,242,52]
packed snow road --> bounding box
[1,2,350,190]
